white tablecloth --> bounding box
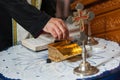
[0,38,120,80]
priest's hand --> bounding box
[43,18,69,40]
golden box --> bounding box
[48,40,82,62]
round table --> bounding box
[0,38,120,80]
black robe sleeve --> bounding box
[0,0,51,38]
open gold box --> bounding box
[48,40,82,62]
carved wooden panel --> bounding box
[91,9,120,43]
[89,0,120,15]
[70,0,96,10]
[71,0,120,15]
[71,0,120,43]
[91,9,120,33]
[106,9,120,31]
[94,30,120,43]
[91,16,106,35]
[106,30,120,43]
[93,33,106,39]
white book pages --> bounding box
[21,35,54,51]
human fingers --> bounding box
[50,22,63,40]
[43,22,58,39]
[54,21,68,39]
[54,19,69,39]
[60,21,69,39]
[43,18,69,40]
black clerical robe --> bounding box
[0,0,51,51]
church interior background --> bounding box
[13,0,120,45]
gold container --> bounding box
[48,40,82,62]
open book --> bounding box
[21,33,55,51]
[21,23,80,51]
